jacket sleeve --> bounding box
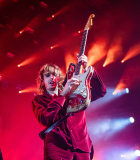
[32,95,66,127]
[90,68,107,102]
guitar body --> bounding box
[66,66,94,113]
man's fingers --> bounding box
[69,78,80,83]
[78,56,88,63]
[70,82,80,85]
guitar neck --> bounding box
[75,29,88,75]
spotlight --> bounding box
[50,46,53,49]
[19,91,21,93]
[52,15,54,18]
[121,60,124,63]
[103,64,106,67]
[129,117,135,123]
[19,30,23,34]
[7,52,15,58]
[25,27,34,34]
[112,91,117,95]
[17,64,20,67]
[40,1,48,9]
[135,150,140,156]
[78,31,80,33]
[126,88,129,93]
[120,155,125,157]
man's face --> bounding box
[43,67,59,91]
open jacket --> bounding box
[32,67,106,152]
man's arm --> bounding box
[32,95,66,128]
[90,68,107,102]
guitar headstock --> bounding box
[84,14,95,31]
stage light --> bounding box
[122,44,140,62]
[129,117,135,123]
[103,38,122,67]
[25,27,34,34]
[120,154,125,157]
[17,56,36,67]
[112,83,129,96]
[19,91,21,93]
[7,52,15,58]
[78,31,80,33]
[52,15,54,18]
[135,150,140,156]
[103,64,106,67]
[18,86,37,93]
[87,40,107,67]
[121,60,124,63]
[64,52,77,71]
[126,88,129,93]
[19,30,23,34]
[50,44,59,49]
[88,117,132,141]
[120,150,140,159]
[40,1,48,8]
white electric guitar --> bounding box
[66,14,95,113]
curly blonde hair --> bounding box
[37,64,64,95]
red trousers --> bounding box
[44,132,93,160]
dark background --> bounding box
[0,0,140,159]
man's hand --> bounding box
[60,77,80,98]
[77,54,88,71]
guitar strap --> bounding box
[39,113,74,140]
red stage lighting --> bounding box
[25,27,34,34]
[17,56,37,67]
[87,40,107,66]
[64,52,77,71]
[18,86,37,93]
[112,82,126,95]
[19,30,24,34]
[40,1,48,9]
[7,52,15,58]
[103,37,122,66]
[122,44,140,62]
[103,63,106,67]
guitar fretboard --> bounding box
[75,29,88,75]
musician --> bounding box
[32,54,106,160]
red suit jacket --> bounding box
[32,69,106,152]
